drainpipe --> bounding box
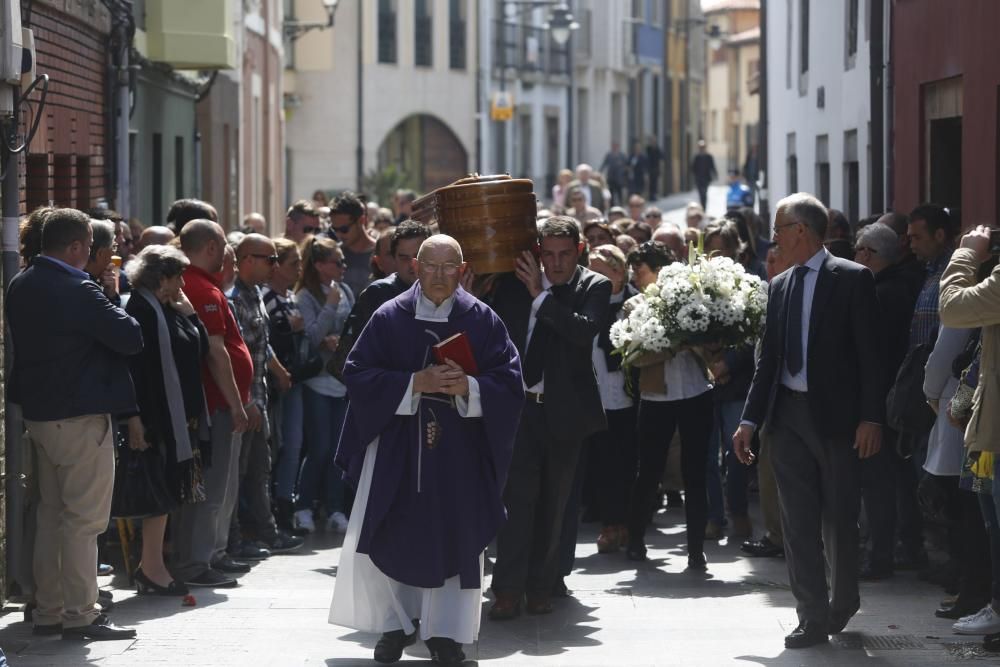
[869,0,884,213]
[355,1,363,191]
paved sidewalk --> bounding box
[1,503,997,665]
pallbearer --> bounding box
[329,235,524,666]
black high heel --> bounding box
[134,568,189,596]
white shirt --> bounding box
[780,247,828,392]
[523,273,553,393]
[640,349,712,402]
[593,290,633,410]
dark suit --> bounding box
[488,266,610,597]
[742,250,883,628]
[330,273,409,377]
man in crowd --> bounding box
[371,228,396,280]
[568,164,608,213]
[652,223,687,260]
[628,194,646,223]
[8,208,142,640]
[136,225,175,251]
[734,193,883,648]
[329,235,523,667]
[853,222,920,579]
[167,198,218,232]
[172,220,252,588]
[243,212,267,235]
[329,192,377,298]
[84,220,120,304]
[228,234,304,558]
[599,141,628,206]
[646,135,664,201]
[486,216,611,619]
[393,189,417,225]
[895,203,957,570]
[331,221,431,378]
[284,200,319,245]
[691,140,718,211]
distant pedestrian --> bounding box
[628,140,648,198]
[646,136,664,201]
[691,140,718,211]
[600,143,628,206]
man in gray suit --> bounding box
[733,193,884,649]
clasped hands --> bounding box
[413,359,469,397]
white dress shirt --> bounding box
[523,273,554,393]
[593,290,633,410]
[780,247,829,392]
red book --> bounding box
[432,332,479,375]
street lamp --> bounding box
[284,0,339,42]
[543,3,580,46]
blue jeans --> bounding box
[273,384,304,502]
[296,387,348,514]
[977,456,1000,607]
[706,400,748,523]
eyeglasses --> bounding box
[772,222,802,237]
[249,253,280,265]
[331,224,353,234]
[419,261,461,276]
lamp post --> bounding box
[284,0,339,42]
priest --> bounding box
[329,235,524,666]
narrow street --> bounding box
[0,499,993,666]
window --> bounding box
[846,0,858,69]
[415,0,433,67]
[787,132,798,193]
[799,0,810,75]
[53,155,72,207]
[76,156,91,211]
[378,0,397,64]
[844,129,859,224]
[449,0,466,70]
[816,134,830,206]
[175,136,185,200]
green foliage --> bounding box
[363,165,415,207]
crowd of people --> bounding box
[9,170,1000,662]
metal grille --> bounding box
[832,634,927,650]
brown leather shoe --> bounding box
[596,525,621,553]
[525,593,553,615]
[488,591,522,621]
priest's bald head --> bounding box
[415,234,467,306]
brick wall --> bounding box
[18,0,112,215]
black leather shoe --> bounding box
[32,623,63,636]
[551,577,571,598]
[62,614,136,641]
[373,627,417,663]
[829,601,860,634]
[936,599,989,620]
[212,555,252,573]
[784,621,828,648]
[229,543,271,561]
[740,536,784,558]
[98,589,113,601]
[686,553,708,572]
[425,636,466,666]
[625,542,648,562]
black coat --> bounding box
[875,261,921,394]
[742,252,884,437]
[7,257,142,421]
[488,266,611,444]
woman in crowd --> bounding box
[552,168,574,208]
[263,239,310,534]
[583,220,616,250]
[587,244,640,553]
[702,221,756,542]
[625,241,714,570]
[293,236,355,533]
[124,245,210,596]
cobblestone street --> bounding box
[1,500,996,666]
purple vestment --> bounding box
[335,283,524,589]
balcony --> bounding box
[493,21,569,80]
[144,0,236,70]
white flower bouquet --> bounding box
[609,246,768,368]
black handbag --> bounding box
[111,438,176,520]
[886,341,937,436]
[288,332,324,383]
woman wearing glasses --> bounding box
[294,236,356,533]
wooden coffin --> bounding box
[411,173,538,274]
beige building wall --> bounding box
[285,0,478,201]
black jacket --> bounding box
[7,257,143,421]
[332,273,410,376]
[742,252,884,437]
[875,261,921,394]
[488,267,611,444]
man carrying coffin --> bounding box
[329,235,524,666]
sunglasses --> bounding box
[331,224,353,234]
[249,253,280,265]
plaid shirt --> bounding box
[909,249,952,349]
[229,278,270,409]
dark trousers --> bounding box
[953,485,992,606]
[769,389,860,626]
[627,393,713,558]
[230,423,278,546]
[977,458,1000,605]
[860,437,897,571]
[492,402,582,596]
[696,181,710,210]
[647,172,660,201]
[896,432,927,559]
[608,181,624,207]
[596,406,639,526]
[557,442,589,578]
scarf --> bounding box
[137,289,194,463]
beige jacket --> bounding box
[939,248,1000,453]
